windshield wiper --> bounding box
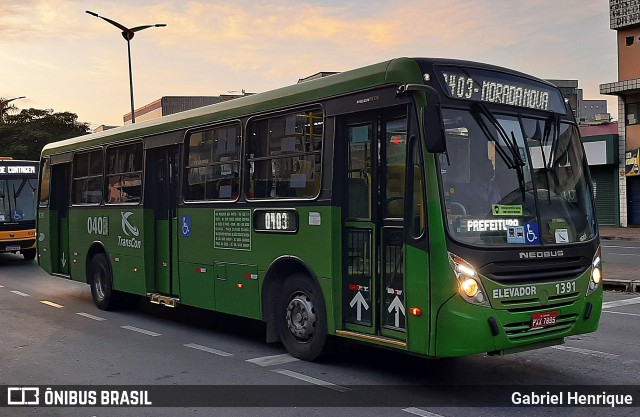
[472,103,527,198]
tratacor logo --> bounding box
[121,212,140,237]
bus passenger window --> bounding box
[72,150,103,205]
[105,143,142,204]
[247,109,323,200]
[185,124,241,201]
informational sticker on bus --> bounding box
[492,204,523,216]
[214,209,251,251]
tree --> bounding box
[0,106,91,161]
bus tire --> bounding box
[22,249,36,260]
[88,253,119,311]
[276,273,328,361]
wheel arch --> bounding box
[85,241,111,284]
[262,255,321,343]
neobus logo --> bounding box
[118,212,141,249]
[519,250,564,259]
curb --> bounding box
[600,236,640,241]
[603,279,640,293]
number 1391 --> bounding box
[555,281,576,295]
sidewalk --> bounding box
[599,226,640,241]
[598,227,640,292]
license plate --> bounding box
[5,245,21,251]
[531,311,558,329]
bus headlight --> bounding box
[587,247,602,295]
[448,252,490,307]
[461,277,479,297]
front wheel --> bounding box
[276,273,328,361]
[22,249,36,261]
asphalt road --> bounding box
[1,254,639,417]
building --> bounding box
[600,0,640,226]
[93,125,117,133]
[546,80,611,123]
[580,123,620,226]
[546,80,618,225]
[123,95,249,125]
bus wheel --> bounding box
[276,273,328,361]
[22,249,36,261]
[89,253,117,311]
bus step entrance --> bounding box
[147,293,180,308]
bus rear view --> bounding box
[0,158,38,260]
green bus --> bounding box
[0,158,38,260]
[37,57,602,361]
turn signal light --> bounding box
[409,307,422,317]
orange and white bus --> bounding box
[0,158,38,260]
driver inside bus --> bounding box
[460,158,501,216]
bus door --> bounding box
[341,109,412,344]
[50,163,70,275]
[145,145,180,298]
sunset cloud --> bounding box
[0,0,617,127]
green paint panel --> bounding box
[36,209,52,274]
[215,262,260,319]
[110,256,146,295]
[178,262,215,309]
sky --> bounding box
[1,0,619,129]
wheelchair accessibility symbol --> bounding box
[181,216,192,238]
[525,222,540,244]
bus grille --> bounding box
[481,258,589,284]
[497,293,580,312]
[503,313,579,342]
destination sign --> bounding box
[0,165,37,175]
[436,66,566,113]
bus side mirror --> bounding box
[396,83,447,154]
[424,104,446,154]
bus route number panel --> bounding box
[253,209,298,233]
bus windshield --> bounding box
[438,107,596,247]
[0,178,38,223]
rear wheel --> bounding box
[276,273,328,361]
[22,249,36,261]
[88,253,119,310]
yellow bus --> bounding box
[0,158,38,260]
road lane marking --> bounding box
[0,285,4,287]
[551,345,618,359]
[184,343,233,357]
[10,290,30,297]
[602,297,640,309]
[121,325,161,337]
[246,353,299,367]
[603,310,640,317]
[76,312,106,321]
[403,408,446,417]
[271,369,350,392]
[40,301,64,308]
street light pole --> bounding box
[85,10,166,124]
[0,96,26,123]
